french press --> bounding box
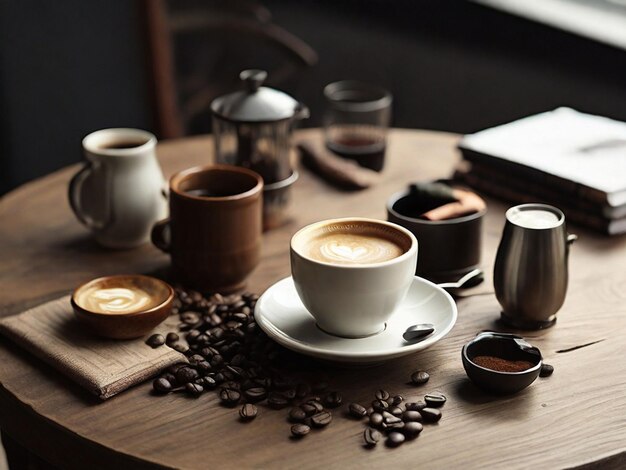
[211,69,309,185]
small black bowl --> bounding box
[462,332,542,394]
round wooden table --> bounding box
[1,129,625,469]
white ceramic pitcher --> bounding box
[69,128,167,248]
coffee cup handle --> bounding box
[151,219,171,253]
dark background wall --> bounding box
[2,0,626,195]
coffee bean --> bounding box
[324,391,342,408]
[387,431,405,447]
[186,329,201,343]
[291,423,310,437]
[185,382,203,396]
[540,363,554,377]
[175,367,199,384]
[382,414,402,426]
[300,403,317,417]
[161,372,176,384]
[188,354,204,364]
[348,403,367,419]
[391,395,404,406]
[243,387,267,403]
[289,407,307,422]
[220,388,241,406]
[402,410,423,422]
[369,413,383,427]
[375,389,390,401]
[411,371,430,385]
[424,392,446,407]
[196,361,211,373]
[197,376,216,389]
[181,311,200,324]
[405,401,427,411]
[311,411,332,427]
[372,399,389,412]
[389,406,403,417]
[239,404,257,421]
[366,407,374,416]
[402,421,423,438]
[267,393,289,409]
[383,421,404,431]
[363,428,382,446]
[146,334,165,348]
[166,332,179,345]
[153,377,172,393]
[307,400,324,413]
[172,342,189,354]
[420,407,442,423]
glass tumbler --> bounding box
[323,81,392,172]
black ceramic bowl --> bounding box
[386,182,485,283]
[462,332,543,394]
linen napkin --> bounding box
[0,295,185,400]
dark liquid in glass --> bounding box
[327,136,386,172]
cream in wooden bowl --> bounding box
[71,274,174,339]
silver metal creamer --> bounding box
[494,203,577,329]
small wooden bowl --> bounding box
[462,332,543,394]
[71,274,174,339]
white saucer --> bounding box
[254,276,457,364]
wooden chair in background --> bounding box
[143,0,318,138]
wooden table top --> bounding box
[1,129,625,469]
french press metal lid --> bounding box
[211,69,309,123]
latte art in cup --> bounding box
[78,286,158,314]
[308,233,404,265]
[294,221,410,266]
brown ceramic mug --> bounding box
[152,165,263,293]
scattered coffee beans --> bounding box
[220,388,241,406]
[370,413,383,427]
[291,423,311,437]
[387,431,405,447]
[405,401,427,411]
[239,404,258,421]
[311,411,333,427]
[363,428,382,446]
[348,403,367,419]
[375,389,390,401]
[185,382,203,396]
[424,392,446,408]
[324,391,343,408]
[402,421,423,438]
[165,332,179,345]
[289,407,307,422]
[540,363,554,377]
[153,377,172,393]
[410,371,430,385]
[150,287,446,450]
[146,334,165,348]
[402,410,422,422]
[420,407,442,423]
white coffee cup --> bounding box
[290,217,418,338]
[69,128,167,248]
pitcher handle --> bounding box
[567,233,578,245]
[68,162,111,230]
